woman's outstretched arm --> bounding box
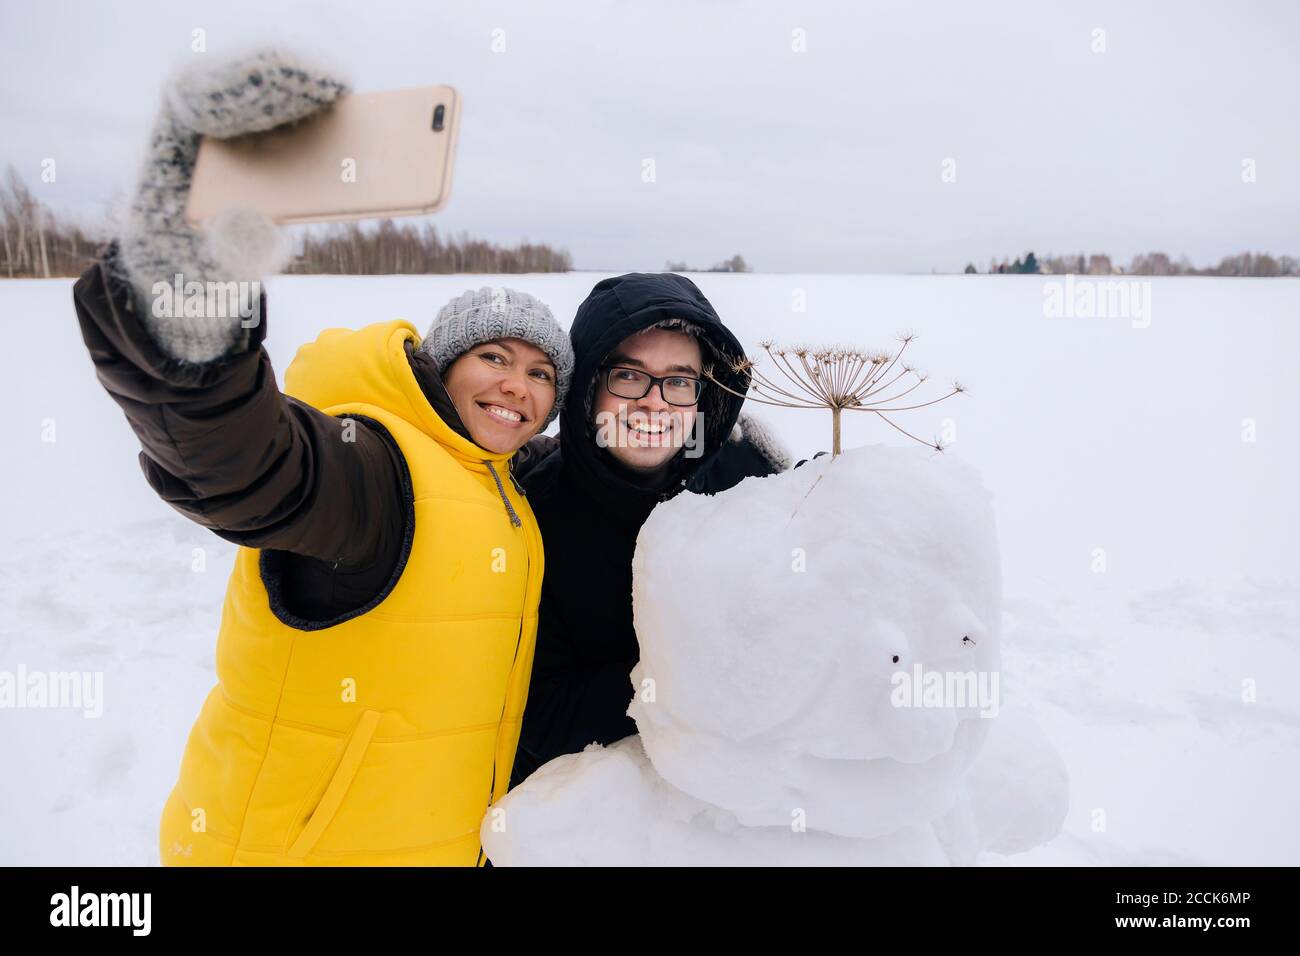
[71,48,410,620]
[72,241,406,571]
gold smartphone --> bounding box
[185,85,461,226]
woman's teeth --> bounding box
[628,421,666,434]
[482,403,523,424]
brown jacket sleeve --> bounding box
[72,240,409,624]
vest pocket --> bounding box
[287,709,383,860]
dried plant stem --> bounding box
[703,335,965,456]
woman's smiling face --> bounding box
[442,337,557,454]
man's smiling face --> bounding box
[591,326,703,475]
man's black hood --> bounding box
[558,272,749,519]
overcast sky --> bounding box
[2,0,1296,273]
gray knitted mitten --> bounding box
[114,47,350,363]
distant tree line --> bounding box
[964,250,1300,277]
[0,164,573,278]
[286,220,573,275]
[665,254,751,273]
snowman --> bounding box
[482,444,1068,865]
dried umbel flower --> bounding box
[702,334,965,456]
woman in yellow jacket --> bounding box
[70,48,573,865]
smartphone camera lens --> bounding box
[432,104,446,131]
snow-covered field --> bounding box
[1,271,1297,865]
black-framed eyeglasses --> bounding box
[599,365,704,407]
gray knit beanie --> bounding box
[421,287,573,429]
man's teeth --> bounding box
[483,404,522,423]
[628,421,667,434]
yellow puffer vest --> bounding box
[158,319,543,866]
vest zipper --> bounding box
[484,460,522,528]
[478,613,525,867]
[478,458,528,865]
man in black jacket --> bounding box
[509,273,790,788]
